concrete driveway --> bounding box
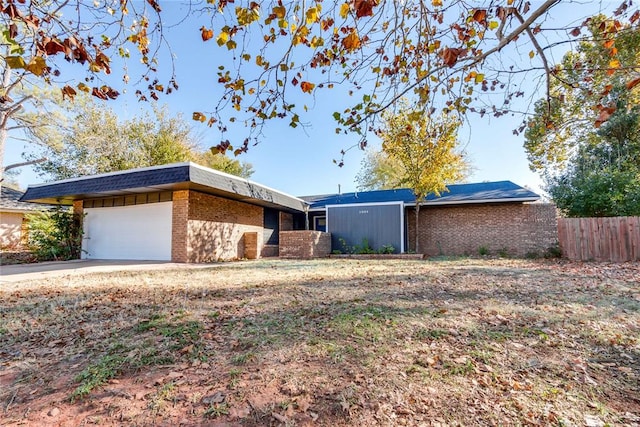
[0,259,219,284]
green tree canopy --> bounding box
[194,150,255,179]
[355,149,405,191]
[524,17,640,173]
[524,17,640,217]
[546,96,640,217]
[24,95,253,180]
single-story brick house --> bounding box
[20,163,307,262]
[20,162,557,261]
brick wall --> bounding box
[186,191,264,262]
[280,212,293,231]
[171,190,190,262]
[280,230,331,258]
[407,203,558,257]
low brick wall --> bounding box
[280,231,331,258]
[408,203,558,257]
[261,245,279,258]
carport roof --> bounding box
[302,181,540,209]
[20,162,308,213]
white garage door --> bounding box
[82,202,173,260]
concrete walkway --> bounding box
[0,259,219,284]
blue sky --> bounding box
[5,1,623,197]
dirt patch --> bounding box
[1,258,639,426]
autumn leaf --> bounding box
[61,85,77,100]
[25,56,47,76]
[92,87,108,100]
[608,59,621,75]
[300,81,315,93]
[217,31,229,46]
[339,3,350,19]
[273,5,286,19]
[440,47,464,67]
[594,106,616,128]
[432,0,443,6]
[626,77,640,91]
[44,38,65,55]
[236,6,260,26]
[5,56,26,69]
[342,30,361,52]
[354,0,377,18]
[193,112,207,122]
[570,27,581,37]
[529,50,535,59]
[95,52,111,74]
[201,27,213,41]
[306,7,320,25]
[472,9,487,25]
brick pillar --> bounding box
[244,232,259,259]
[172,190,189,263]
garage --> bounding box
[82,202,173,260]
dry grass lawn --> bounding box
[1,258,639,426]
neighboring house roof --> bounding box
[303,181,540,210]
[20,162,308,213]
[1,186,51,213]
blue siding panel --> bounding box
[328,204,402,253]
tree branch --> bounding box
[4,157,47,172]
[356,0,561,126]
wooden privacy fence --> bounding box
[557,217,640,262]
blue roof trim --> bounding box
[303,181,539,209]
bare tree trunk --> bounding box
[0,61,10,184]
[0,113,6,184]
[415,203,420,253]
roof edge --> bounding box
[26,162,193,189]
[189,163,308,206]
[404,196,540,207]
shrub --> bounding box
[478,246,489,256]
[337,237,355,254]
[524,251,540,259]
[544,243,563,259]
[498,247,509,258]
[378,244,395,254]
[26,207,84,261]
[355,238,375,254]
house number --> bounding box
[359,210,369,214]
